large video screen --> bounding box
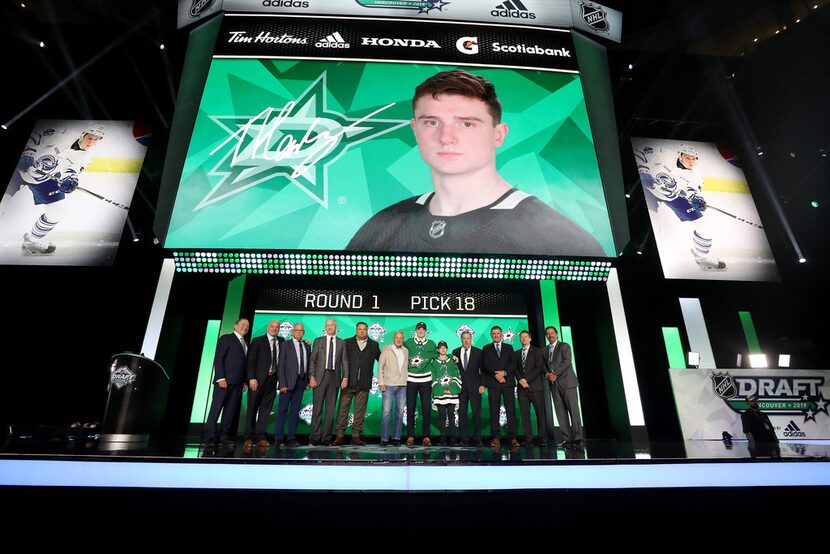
[632,137,779,282]
[163,17,616,258]
[0,119,149,266]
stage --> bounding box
[2,436,828,491]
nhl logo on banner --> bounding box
[711,371,737,399]
[579,1,609,33]
[429,220,447,239]
[368,322,387,342]
[189,0,214,18]
[455,324,475,338]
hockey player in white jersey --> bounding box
[635,143,726,271]
[11,123,105,255]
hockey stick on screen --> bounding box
[28,167,130,210]
[706,204,764,229]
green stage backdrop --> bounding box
[239,311,536,437]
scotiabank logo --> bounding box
[455,36,478,55]
[262,0,310,7]
[491,0,536,19]
[361,37,441,48]
[492,42,572,57]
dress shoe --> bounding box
[219,438,236,448]
[287,439,300,447]
[422,437,432,447]
[333,436,344,446]
[572,439,584,446]
[257,439,270,448]
[557,440,573,448]
[243,439,254,450]
[490,438,501,448]
[510,439,520,449]
[351,437,365,446]
[406,437,415,446]
[379,440,389,447]
[438,436,448,446]
[309,439,320,447]
[391,439,401,447]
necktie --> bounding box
[463,349,469,372]
[496,343,500,356]
[270,337,278,374]
[239,336,246,355]
[549,344,554,364]
[298,341,304,375]
[522,348,527,367]
[327,336,334,370]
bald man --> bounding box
[309,318,350,446]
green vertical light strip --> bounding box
[190,275,248,425]
[190,319,221,424]
[739,311,762,354]
[662,327,687,369]
[539,280,560,332]
[220,275,247,334]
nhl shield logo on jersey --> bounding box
[455,324,475,338]
[278,320,293,339]
[429,220,447,239]
[711,371,737,399]
[368,322,387,342]
[579,1,609,32]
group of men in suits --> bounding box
[454,325,583,448]
[203,317,382,449]
[203,318,583,449]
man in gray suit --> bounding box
[309,318,349,446]
[543,326,583,447]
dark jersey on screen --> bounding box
[347,188,604,256]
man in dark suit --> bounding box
[514,330,548,447]
[203,318,250,446]
[309,318,350,446]
[274,321,311,447]
[481,325,519,448]
[543,325,583,447]
[243,319,285,450]
[452,331,484,446]
[335,322,381,446]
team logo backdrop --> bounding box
[632,137,779,282]
[669,368,830,440]
[0,119,148,266]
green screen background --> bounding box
[239,311,536,437]
[167,59,614,256]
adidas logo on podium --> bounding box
[491,0,536,19]
[315,31,350,48]
[783,420,807,438]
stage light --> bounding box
[636,250,642,255]
[1,125,6,130]
[627,63,634,70]
[778,354,791,368]
[820,149,827,157]
[160,44,165,50]
[687,352,700,368]
[736,353,742,367]
[775,30,780,34]
[39,41,45,48]
[796,18,801,22]
[753,37,758,42]
[811,200,819,208]
[749,354,768,368]
[813,4,817,9]
[798,257,807,263]
[625,193,631,198]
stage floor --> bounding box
[2,435,829,490]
